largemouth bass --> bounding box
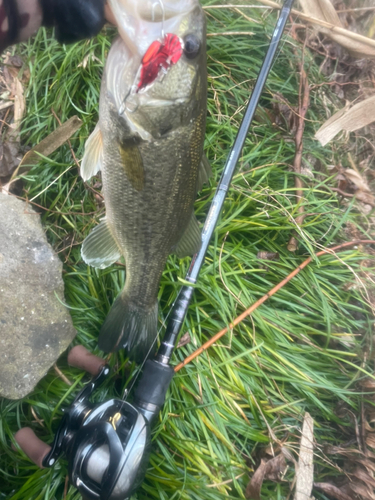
[80,0,209,362]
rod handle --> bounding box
[14,428,51,468]
[68,345,106,376]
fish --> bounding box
[80,0,210,362]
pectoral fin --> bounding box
[174,213,201,258]
[81,124,103,181]
[81,218,121,269]
[196,154,212,192]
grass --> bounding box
[1,2,375,499]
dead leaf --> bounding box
[294,412,314,500]
[343,169,371,193]
[366,411,375,423]
[348,479,375,500]
[313,482,352,500]
[270,93,297,133]
[0,101,13,112]
[257,251,280,261]
[356,458,375,474]
[0,140,22,179]
[350,466,375,488]
[339,169,375,207]
[254,0,375,58]
[10,77,25,135]
[177,332,191,348]
[315,95,375,146]
[358,378,375,390]
[257,251,280,272]
[11,115,83,179]
[366,434,375,449]
[245,454,287,499]
[299,0,375,59]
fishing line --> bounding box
[152,0,166,39]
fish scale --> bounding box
[80,0,208,362]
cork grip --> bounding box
[67,345,106,376]
[14,428,51,468]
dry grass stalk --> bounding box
[253,0,375,55]
[294,412,314,500]
[288,63,310,252]
[174,240,375,372]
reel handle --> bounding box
[14,428,52,468]
[68,345,106,376]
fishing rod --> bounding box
[14,1,294,498]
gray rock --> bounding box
[0,193,76,399]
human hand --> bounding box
[104,3,117,26]
[0,0,117,54]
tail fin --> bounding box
[98,294,158,363]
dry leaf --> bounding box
[313,482,352,500]
[0,101,13,112]
[299,0,342,26]
[350,466,375,488]
[270,93,297,133]
[177,332,191,348]
[257,251,280,261]
[255,0,375,58]
[11,115,83,179]
[299,0,375,59]
[245,454,287,499]
[358,378,375,390]
[0,140,22,179]
[366,434,375,449]
[0,68,25,183]
[356,458,375,474]
[316,95,375,146]
[294,412,314,500]
[257,252,280,272]
[339,169,375,207]
[10,77,25,135]
[343,169,371,193]
[348,479,375,500]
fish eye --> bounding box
[183,34,201,59]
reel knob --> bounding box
[14,428,52,468]
[68,345,107,376]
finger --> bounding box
[104,3,116,26]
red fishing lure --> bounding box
[137,33,183,92]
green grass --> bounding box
[1,2,375,500]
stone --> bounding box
[0,193,76,399]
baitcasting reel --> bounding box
[15,345,174,500]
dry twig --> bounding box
[288,53,310,252]
[175,240,375,372]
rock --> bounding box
[0,193,76,399]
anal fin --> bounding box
[196,154,212,192]
[81,124,103,181]
[81,218,121,269]
[174,213,201,258]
